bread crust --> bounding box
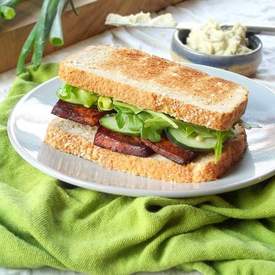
[59,45,248,131]
[44,118,247,183]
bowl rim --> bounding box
[173,30,263,59]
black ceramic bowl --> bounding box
[171,29,262,76]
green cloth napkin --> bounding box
[1,64,275,275]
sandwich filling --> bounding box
[53,84,235,163]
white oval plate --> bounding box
[7,64,275,197]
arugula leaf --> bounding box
[141,127,162,142]
[143,117,172,129]
[115,112,143,131]
[177,120,214,138]
[214,130,234,161]
[115,112,126,129]
[185,126,195,137]
[146,110,178,129]
[128,115,143,131]
[137,111,152,121]
[113,100,143,114]
[214,132,223,162]
[138,111,177,142]
[100,114,140,136]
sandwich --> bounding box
[44,45,247,183]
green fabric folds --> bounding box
[1,64,275,275]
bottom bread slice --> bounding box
[44,118,247,183]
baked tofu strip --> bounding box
[52,100,107,127]
[94,126,154,157]
[142,138,197,164]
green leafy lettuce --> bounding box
[57,84,234,161]
[57,84,98,108]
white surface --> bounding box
[7,66,275,197]
[1,0,275,274]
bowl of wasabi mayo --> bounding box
[171,20,262,76]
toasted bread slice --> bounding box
[59,45,248,131]
[44,118,247,183]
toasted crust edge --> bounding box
[44,118,247,183]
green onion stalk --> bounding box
[16,0,76,75]
[31,0,59,68]
[49,0,67,46]
[0,0,21,20]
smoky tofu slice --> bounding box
[142,138,197,164]
[52,100,107,126]
[94,127,154,157]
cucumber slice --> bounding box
[100,115,140,136]
[166,128,217,151]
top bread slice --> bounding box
[59,45,248,131]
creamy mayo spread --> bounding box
[105,12,177,28]
[186,20,252,55]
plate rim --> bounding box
[7,67,275,198]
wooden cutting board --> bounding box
[0,0,184,73]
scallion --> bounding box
[32,0,59,68]
[0,5,15,20]
[49,0,67,46]
[16,0,77,75]
[16,25,38,75]
[0,0,20,20]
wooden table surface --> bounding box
[0,0,183,72]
